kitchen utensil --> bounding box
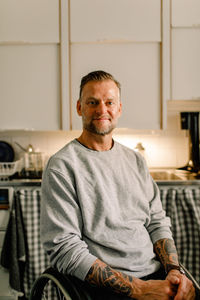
[15,142,43,178]
[0,141,14,162]
[15,142,34,153]
[24,151,43,178]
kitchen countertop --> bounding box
[0,169,200,186]
[149,168,200,185]
[0,179,42,187]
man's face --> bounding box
[77,79,122,136]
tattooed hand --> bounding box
[85,238,196,299]
[166,270,195,300]
[154,238,195,300]
[85,259,178,299]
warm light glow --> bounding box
[113,134,165,167]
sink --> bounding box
[150,171,183,181]
[149,169,199,181]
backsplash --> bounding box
[0,110,189,169]
[0,128,189,169]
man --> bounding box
[41,70,195,299]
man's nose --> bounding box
[96,101,107,114]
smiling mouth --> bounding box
[93,116,110,121]
[94,118,109,121]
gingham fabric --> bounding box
[160,186,200,285]
[16,188,57,299]
[4,186,200,299]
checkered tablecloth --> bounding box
[159,185,200,284]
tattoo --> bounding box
[154,238,179,272]
[85,259,135,297]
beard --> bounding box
[82,118,117,136]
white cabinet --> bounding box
[0,0,175,131]
[71,43,161,130]
[172,0,200,27]
[70,0,161,42]
[70,0,163,130]
[0,0,67,130]
[172,29,200,100]
[0,45,60,130]
[171,0,200,101]
[0,0,59,43]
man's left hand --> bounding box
[166,269,195,300]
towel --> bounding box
[0,192,26,295]
[160,186,200,284]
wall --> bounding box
[0,110,189,169]
[0,0,194,170]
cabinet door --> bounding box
[171,29,200,100]
[70,0,161,42]
[172,0,200,27]
[71,43,160,130]
[0,0,59,42]
[0,45,60,130]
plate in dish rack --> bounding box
[0,141,14,162]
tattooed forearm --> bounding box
[85,259,137,297]
[154,238,179,272]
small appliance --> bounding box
[180,112,200,173]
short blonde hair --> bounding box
[79,70,121,99]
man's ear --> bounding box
[119,102,122,116]
[76,100,82,116]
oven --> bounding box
[0,187,14,210]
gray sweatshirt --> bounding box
[41,139,172,281]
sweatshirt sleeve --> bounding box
[136,153,173,244]
[40,158,97,281]
[147,179,173,243]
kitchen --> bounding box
[0,0,200,299]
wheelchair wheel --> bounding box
[29,268,84,300]
[180,264,200,291]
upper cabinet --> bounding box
[0,44,60,130]
[4,0,199,130]
[70,0,164,130]
[171,0,200,101]
[70,0,161,42]
[0,0,69,130]
[0,0,59,43]
[71,43,161,130]
[172,0,200,27]
[171,29,200,100]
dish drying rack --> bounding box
[0,159,23,178]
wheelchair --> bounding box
[29,267,92,300]
[29,264,200,300]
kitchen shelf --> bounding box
[168,100,200,112]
